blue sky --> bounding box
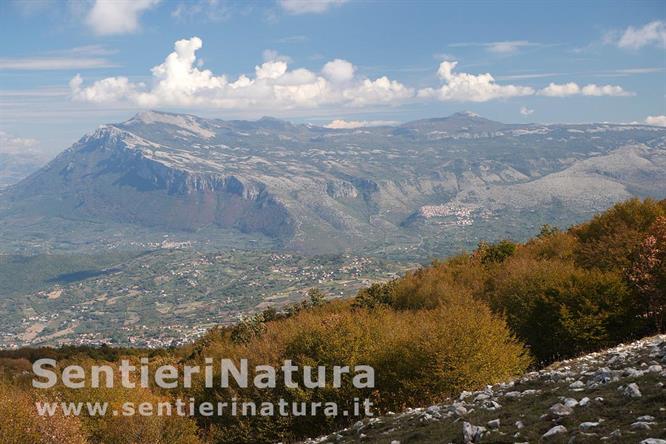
[1,0,665,155]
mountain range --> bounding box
[1,110,665,257]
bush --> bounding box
[572,198,666,271]
[192,297,529,443]
[485,257,634,363]
[0,381,88,444]
[476,240,517,264]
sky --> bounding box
[0,0,665,156]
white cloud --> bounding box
[69,74,139,103]
[417,61,534,102]
[262,49,292,63]
[519,106,534,116]
[322,59,355,83]
[617,21,666,49]
[646,115,666,126]
[580,84,632,96]
[69,37,637,110]
[86,0,160,35]
[0,131,39,155]
[279,0,348,14]
[0,57,117,70]
[171,0,230,22]
[539,82,580,97]
[538,82,632,97]
[324,119,399,129]
[486,40,533,54]
[70,36,413,109]
[449,40,539,54]
[496,72,561,80]
[0,45,119,70]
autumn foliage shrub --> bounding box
[0,381,87,444]
[354,198,666,364]
[192,297,529,443]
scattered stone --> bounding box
[579,397,590,406]
[640,439,666,444]
[563,397,578,407]
[487,419,500,429]
[462,422,486,443]
[419,412,434,422]
[591,367,614,384]
[482,400,502,410]
[648,364,663,373]
[608,429,622,438]
[623,367,645,378]
[624,382,642,398]
[569,380,585,389]
[631,421,653,430]
[579,422,599,430]
[637,415,655,421]
[543,425,567,439]
[515,420,525,429]
[607,354,622,365]
[473,393,490,402]
[549,403,574,417]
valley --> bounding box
[1,111,665,349]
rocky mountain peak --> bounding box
[122,110,216,139]
[401,111,505,133]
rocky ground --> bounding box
[306,335,666,443]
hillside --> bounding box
[0,250,408,349]
[0,198,664,444]
[1,111,665,257]
[304,335,666,443]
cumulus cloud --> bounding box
[70,37,413,109]
[322,59,355,83]
[646,115,666,127]
[86,0,160,35]
[538,82,633,97]
[617,21,666,49]
[69,74,139,103]
[324,119,399,129]
[69,37,637,109]
[279,0,348,14]
[418,61,534,102]
[519,106,534,116]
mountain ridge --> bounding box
[2,111,665,256]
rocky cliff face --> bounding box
[7,125,295,239]
[2,111,666,255]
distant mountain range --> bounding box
[1,110,665,256]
